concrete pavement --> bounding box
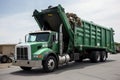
[0,53,120,80]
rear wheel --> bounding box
[100,51,107,62]
[90,51,100,63]
[43,56,57,72]
[1,55,8,63]
[20,66,32,71]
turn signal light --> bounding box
[38,54,42,58]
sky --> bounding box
[0,0,120,44]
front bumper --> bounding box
[12,60,42,67]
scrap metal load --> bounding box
[66,13,82,28]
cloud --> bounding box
[0,0,120,44]
[64,0,120,42]
[0,12,39,44]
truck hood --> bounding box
[16,42,47,46]
[28,42,48,54]
[27,42,47,46]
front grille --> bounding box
[17,47,28,60]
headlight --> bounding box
[33,55,38,58]
[42,43,48,47]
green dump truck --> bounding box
[13,5,115,72]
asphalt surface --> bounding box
[0,53,120,80]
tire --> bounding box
[1,55,8,63]
[42,56,57,72]
[90,51,100,63]
[100,51,107,62]
[20,66,32,71]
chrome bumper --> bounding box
[12,60,42,67]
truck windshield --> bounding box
[28,32,50,42]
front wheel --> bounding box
[42,56,57,72]
[20,66,32,71]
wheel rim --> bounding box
[47,59,55,70]
[103,53,106,60]
[96,53,100,61]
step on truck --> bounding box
[13,5,116,72]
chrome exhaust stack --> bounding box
[59,24,70,64]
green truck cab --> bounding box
[13,31,60,72]
[13,5,116,72]
[27,31,58,60]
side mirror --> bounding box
[53,35,56,42]
[56,33,58,41]
[53,33,58,42]
[25,34,29,42]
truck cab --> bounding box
[27,31,58,53]
[13,30,60,71]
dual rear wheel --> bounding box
[90,51,107,63]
